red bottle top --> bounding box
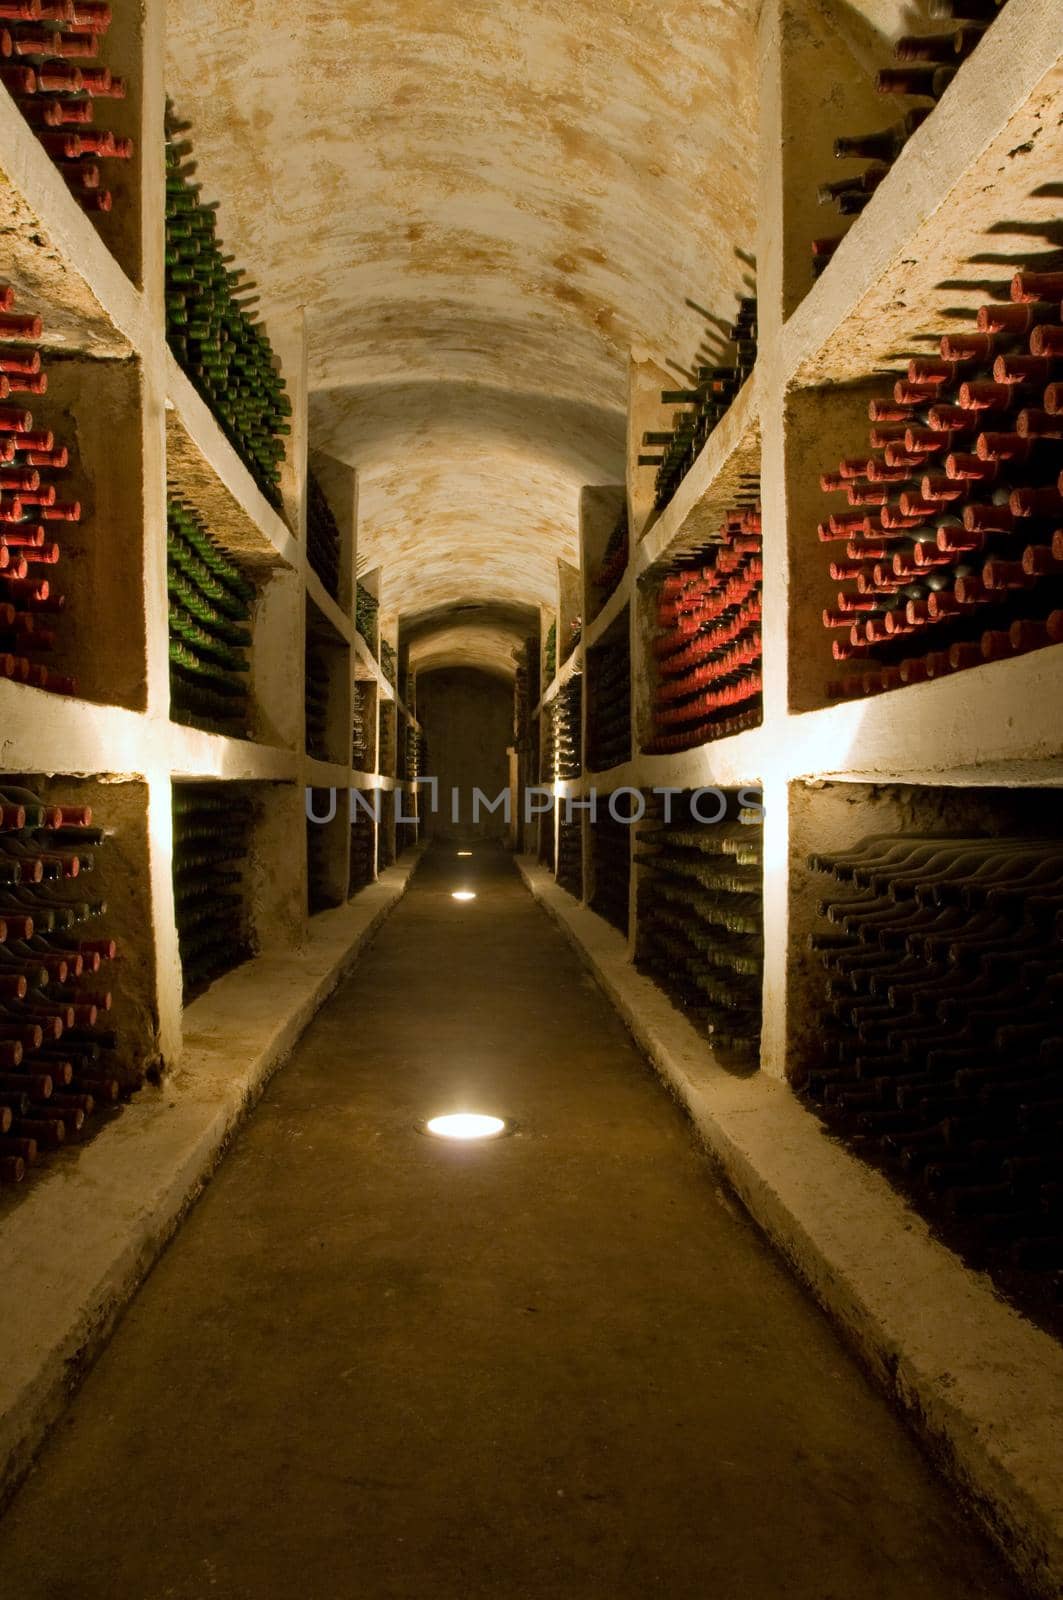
[1015,408,1063,439]
[1012,271,1063,304]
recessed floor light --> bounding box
[457,850,472,857]
[423,1113,510,1141]
[451,889,476,901]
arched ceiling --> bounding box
[166,0,759,670]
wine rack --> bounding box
[556,811,582,900]
[164,105,291,509]
[348,791,375,896]
[352,681,372,771]
[586,611,631,773]
[378,700,396,779]
[644,505,762,753]
[355,582,378,652]
[812,4,1010,284]
[543,618,557,684]
[306,790,342,915]
[306,469,341,601]
[304,597,348,766]
[552,675,582,781]
[589,805,631,936]
[800,796,1063,1333]
[0,776,129,1186]
[376,791,395,874]
[590,506,629,618]
[2,0,136,254]
[172,782,253,999]
[812,264,1063,703]
[167,499,253,736]
[635,789,763,1071]
[639,297,757,516]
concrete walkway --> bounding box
[0,845,1025,1599]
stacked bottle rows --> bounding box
[0,781,123,1184]
[0,287,81,698]
[543,619,557,685]
[1,1,131,223]
[814,0,1010,280]
[168,500,253,734]
[348,796,374,895]
[355,584,378,651]
[306,471,341,601]
[172,784,252,999]
[551,675,582,781]
[591,508,629,616]
[380,639,396,689]
[561,614,582,662]
[304,642,330,763]
[351,682,371,770]
[635,791,763,1068]
[646,506,762,752]
[306,794,334,914]
[803,829,1062,1309]
[537,800,554,867]
[557,813,582,900]
[376,794,393,874]
[402,722,422,786]
[640,297,757,514]
[589,810,631,936]
[513,654,531,757]
[164,107,291,509]
[586,623,630,773]
[819,268,1063,700]
[378,703,395,777]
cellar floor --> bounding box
[0,844,1025,1599]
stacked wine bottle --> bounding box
[306,791,336,914]
[0,780,123,1183]
[646,505,762,752]
[592,508,629,615]
[640,297,757,514]
[635,791,763,1068]
[380,639,396,689]
[586,619,631,773]
[557,813,582,900]
[818,268,1063,700]
[306,471,341,601]
[402,721,422,786]
[804,829,1063,1318]
[1,1,132,223]
[537,801,554,868]
[375,794,393,873]
[0,286,83,698]
[814,0,1011,280]
[348,794,375,895]
[590,808,631,936]
[168,500,253,734]
[378,703,395,777]
[562,614,582,662]
[304,642,331,762]
[172,784,253,998]
[164,106,291,509]
[355,583,378,651]
[543,618,557,684]
[351,682,371,770]
[552,675,582,781]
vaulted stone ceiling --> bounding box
[166,0,759,674]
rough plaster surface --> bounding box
[165,1,760,665]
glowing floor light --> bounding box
[451,889,476,901]
[457,850,473,857]
[425,1113,508,1141]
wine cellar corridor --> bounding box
[0,848,1025,1599]
[1,0,1062,1594]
